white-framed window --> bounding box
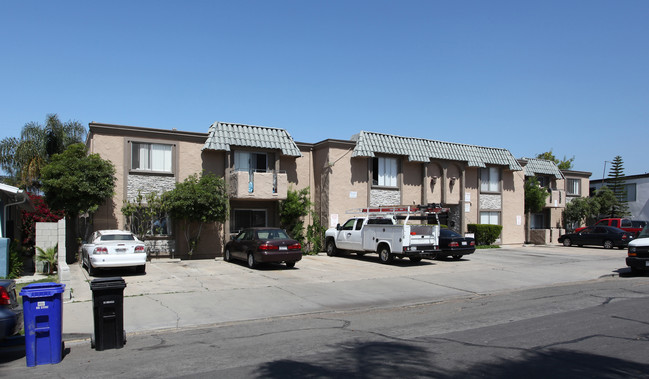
[480,211,500,225]
[480,167,500,193]
[567,179,581,195]
[131,142,173,173]
[373,157,398,187]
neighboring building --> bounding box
[590,173,649,222]
[0,183,33,277]
[87,122,533,259]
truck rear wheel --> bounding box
[409,257,422,263]
[378,246,393,264]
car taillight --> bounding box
[622,235,628,240]
[410,232,416,236]
[259,244,279,251]
[94,247,108,254]
[288,243,301,250]
[135,245,145,252]
[470,241,475,246]
[449,242,459,247]
[0,288,11,305]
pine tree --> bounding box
[606,156,630,217]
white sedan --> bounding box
[81,230,147,275]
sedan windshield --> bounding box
[257,230,290,240]
[101,234,136,241]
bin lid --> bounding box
[90,277,127,291]
[19,282,66,298]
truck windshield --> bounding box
[639,225,649,239]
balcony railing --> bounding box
[229,169,288,200]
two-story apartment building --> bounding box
[87,121,530,259]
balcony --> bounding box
[228,169,288,200]
[545,189,565,208]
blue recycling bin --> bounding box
[20,282,66,367]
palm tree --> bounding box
[0,114,86,191]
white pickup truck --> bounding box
[324,205,445,264]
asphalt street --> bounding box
[1,244,646,376]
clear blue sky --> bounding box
[1,1,647,179]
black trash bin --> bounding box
[90,277,127,351]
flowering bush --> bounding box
[21,193,64,248]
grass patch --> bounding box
[476,245,500,249]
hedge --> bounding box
[467,224,503,246]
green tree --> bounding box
[524,177,550,242]
[279,187,311,244]
[562,197,591,232]
[122,191,167,240]
[606,155,630,217]
[0,114,86,190]
[591,186,625,219]
[41,143,116,262]
[164,172,228,257]
[524,177,550,214]
[536,150,574,170]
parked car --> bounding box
[224,228,302,268]
[559,226,634,249]
[81,230,147,275]
[575,218,644,237]
[436,228,476,260]
[0,279,23,341]
[626,224,649,274]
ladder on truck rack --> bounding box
[346,204,450,224]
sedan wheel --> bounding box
[409,257,422,263]
[247,253,256,269]
[452,254,462,260]
[603,240,613,249]
[562,238,572,247]
[285,261,296,268]
[87,261,97,276]
[224,249,231,262]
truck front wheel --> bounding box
[378,246,393,264]
[326,240,337,257]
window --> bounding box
[480,211,500,225]
[531,213,545,229]
[480,167,500,192]
[341,219,356,231]
[625,183,637,202]
[373,157,398,187]
[132,143,172,173]
[231,209,267,233]
[234,151,270,172]
[567,179,581,195]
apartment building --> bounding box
[87,122,531,259]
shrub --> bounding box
[467,224,503,246]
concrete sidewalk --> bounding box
[55,245,629,343]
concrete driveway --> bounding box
[58,244,633,342]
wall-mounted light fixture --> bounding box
[450,176,458,184]
[431,176,439,185]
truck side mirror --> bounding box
[336,224,342,230]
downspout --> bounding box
[2,191,27,239]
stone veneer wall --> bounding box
[370,189,401,207]
[127,174,176,202]
[479,194,502,210]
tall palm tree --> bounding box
[0,114,86,191]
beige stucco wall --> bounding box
[88,132,127,231]
[501,170,525,245]
[464,168,480,226]
[426,162,443,204]
[322,147,369,228]
[402,160,422,206]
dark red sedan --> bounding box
[224,228,302,268]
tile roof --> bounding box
[351,131,523,171]
[202,121,302,157]
[520,157,564,179]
